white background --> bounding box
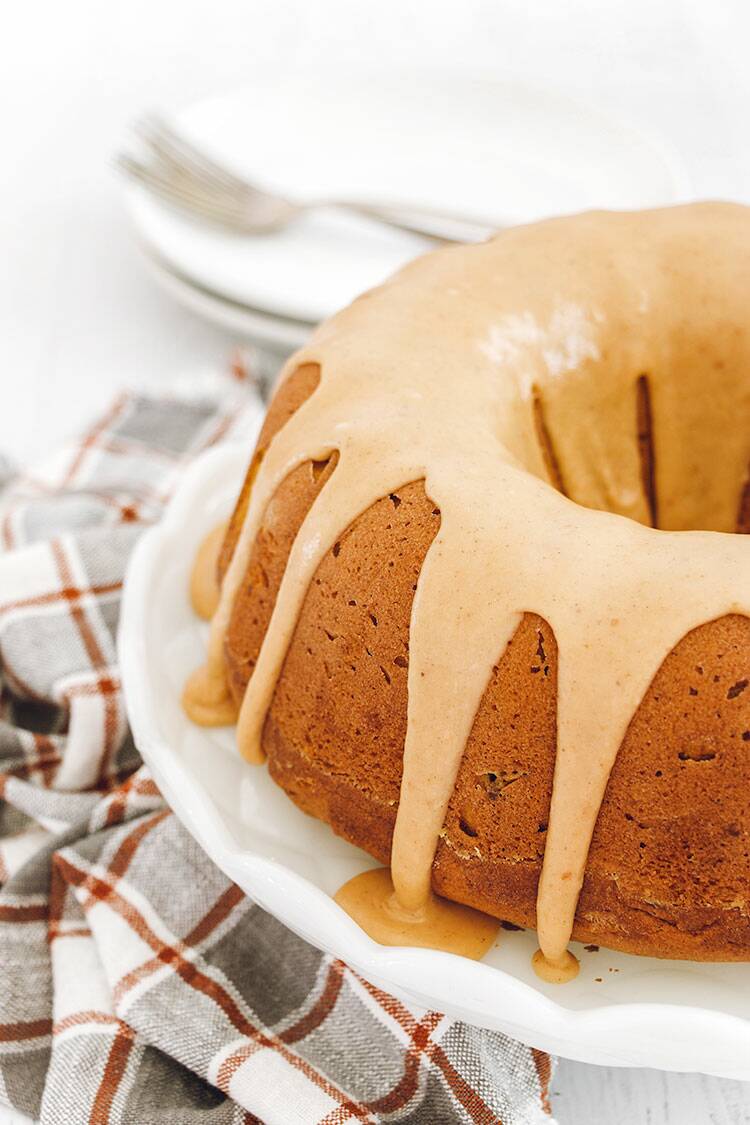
[1,1,750,1121]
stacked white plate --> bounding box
[123,72,691,353]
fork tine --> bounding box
[135,114,294,215]
[116,153,268,231]
[135,114,259,198]
[117,152,240,214]
[135,137,249,210]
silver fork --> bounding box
[117,114,501,244]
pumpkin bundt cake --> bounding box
[185,203,750,980]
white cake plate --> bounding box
[119,441,750,1079]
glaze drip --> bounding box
[334,868,500,958]
[184,204,750,973]
[190,522,228,621]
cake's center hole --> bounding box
[532,374,750,535]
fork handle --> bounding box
[335,199,500,244]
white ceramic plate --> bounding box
[119,441,750,1079]
[143,250,311,355]
[125,73,691,325]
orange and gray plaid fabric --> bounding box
[0,379,556,1124]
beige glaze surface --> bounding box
[531,947,580,984]
[334,868,500,958]
[182,523,239,726]
[182,665,238,727]
[184,203,750,976]
[190,522,227,621]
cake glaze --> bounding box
[185,204,750,974]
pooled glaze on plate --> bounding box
[334,867,500,959]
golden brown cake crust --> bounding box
[219,365,750,961]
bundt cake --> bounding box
[184,202,750,981]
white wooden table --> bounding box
[1,1,749,1120]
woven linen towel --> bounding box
[0,378,556,1125]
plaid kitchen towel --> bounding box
[0,373,556,1125]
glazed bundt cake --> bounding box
[185,203,750,980]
